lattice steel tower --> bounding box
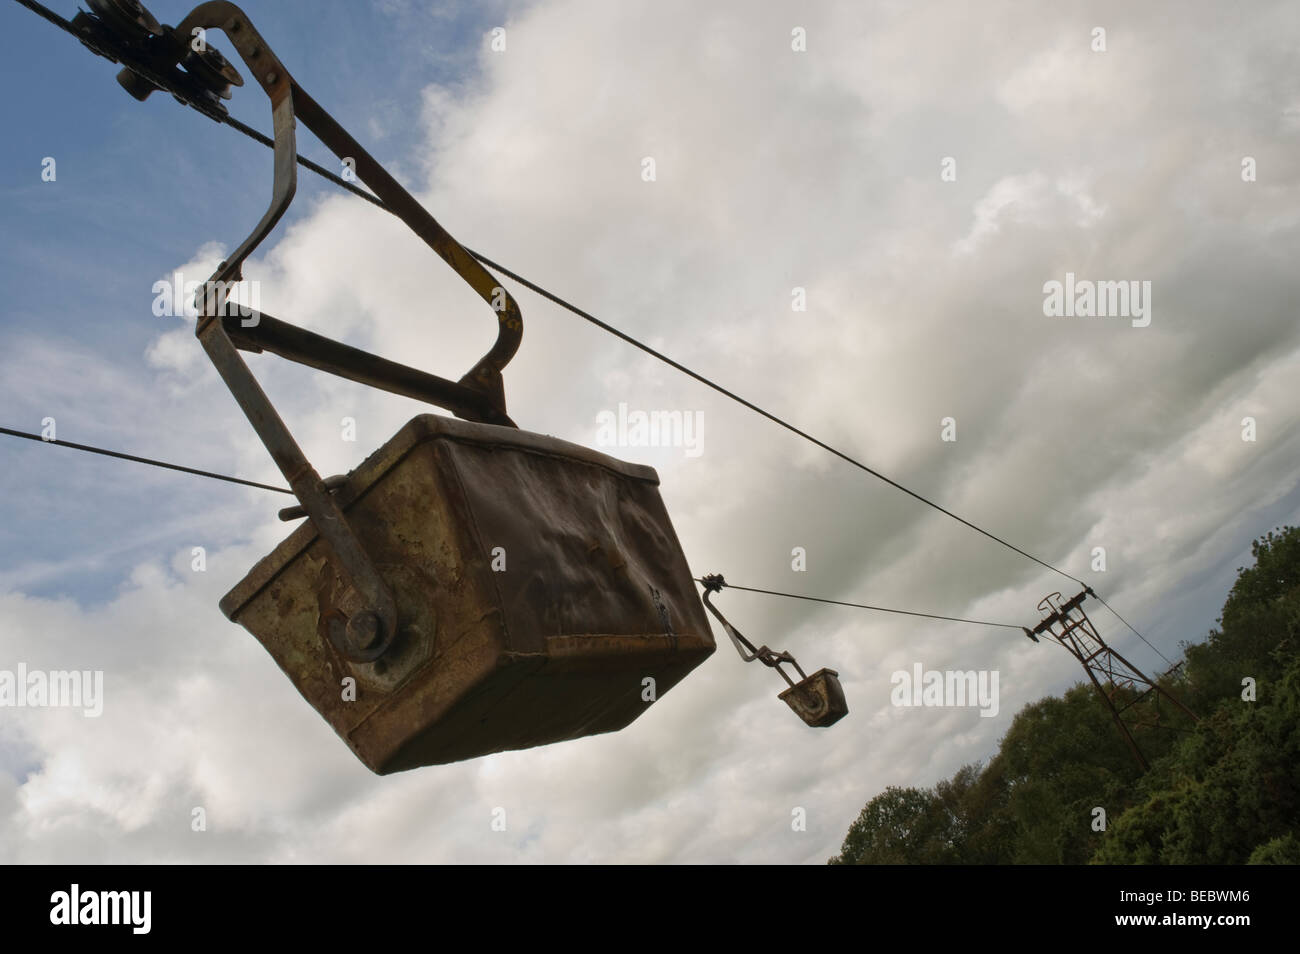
[1029,588,1198,771]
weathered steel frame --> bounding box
[119,2,527,660]
[1032,589,1200,772]
[700,577,806,688]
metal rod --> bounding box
[223,314,515,426]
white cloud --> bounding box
[4,0,1300,863]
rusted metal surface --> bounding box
[220,313,515,428]
[222,415,714,772]
[699,574,848,727]
[197,311,399,662]
[86,2,722,768]
[89,1,531,665]
[779,669,848,727]
[285,82,522,408]
[1032,589,1199,772]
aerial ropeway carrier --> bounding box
[66,0,849,773]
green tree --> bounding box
[1248,834,1300,864]
[831,526,1300,866]
[830,775,981,864]
[1095,653,1300,864]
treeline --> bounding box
[829,526,1300,864]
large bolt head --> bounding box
[346,610,382,652]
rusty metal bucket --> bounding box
[101,4,724,771]
[779,668,848,727]
[699,574,849,727]
[221,414,714,773]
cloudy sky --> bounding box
[1,0,1298,864]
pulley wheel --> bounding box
[86,0,163,40]
[182,45,245,101]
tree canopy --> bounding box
[830,525,1300,865]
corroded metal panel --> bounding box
[779,668,848,727]
[222,414,713,773]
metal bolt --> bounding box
[346,610,381,652]
[265,71,277,85]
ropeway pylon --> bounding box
[1030,588,1199,771]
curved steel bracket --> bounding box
[172,1,522,418]
[699,574,805,687]
[699,574,849,727]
